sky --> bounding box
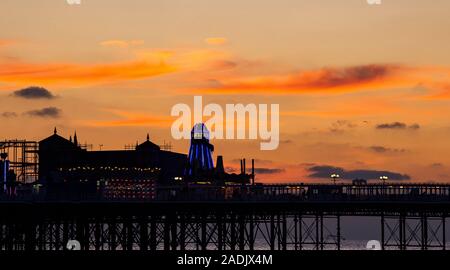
[1,0,450,183]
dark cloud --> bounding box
[345,170,410,181]
[329,120,359,133]
[369,145,407,154]
[24,107,61,118]
[251,168,285,175]
[211,64,402,94]
[376,122,420,130]
[13,86,55,99]
[376,122,407,129]
[308,165,345,178]
[302,64,395,88]
[1,112,18,118]
[307,165,410,181]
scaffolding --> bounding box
[0,140,38,183]
[159,141,172,151]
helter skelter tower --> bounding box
[186,123,214,176]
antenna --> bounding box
[252,159,255,185]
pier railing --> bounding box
[2,183,450,202]
[153,183,450,202]
[1,183,450,251]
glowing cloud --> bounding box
[205,37,228,46]
[86,110,172,127]
[0,39,16,47]
[0,59,176,87]
[197,64,450,95]
[100,40,145,48]
[0,44,237,87]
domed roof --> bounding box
[39,129,80,150]
[136,133,160,151]
[191,123,210,140]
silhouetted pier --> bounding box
[1,183,449,251]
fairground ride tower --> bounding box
[186,123,214,176]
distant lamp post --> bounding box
[380,176,388,185]
[331,174,340,184]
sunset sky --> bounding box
[1,0,450,183]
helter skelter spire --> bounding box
[186,123,214,176]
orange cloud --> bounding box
[431,91,450,99]
[134,48,235,75]
[0,58,176,87]
[196,64,450,95]
[198,64,403,94]
[424,84,450,100]
[100,40,145,48]
[205,37,228,45]
[0,43,238,88]
[85,110,172,127]
[282,97,399,118]
[0,40,16,47]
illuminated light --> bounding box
[186,123,214,176]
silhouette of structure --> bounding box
[1,192,449,251]
[184,123,253,185]
[2,126,450,251]
[0,140,38,184]
[38,129,187,199]
[186,123,214,176]
[0,125,253,200]
[0,153,10,194]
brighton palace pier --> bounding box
[1,125,450,251]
